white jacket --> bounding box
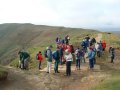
[64,53,73,61]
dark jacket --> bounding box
[52,50,60,62]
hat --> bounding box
[46,47,49,50]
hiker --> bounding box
[85,35,90,42]
[110,47,115,63]
[92,46,97,64]
[109,47,112,53]
[64,49,73,76]
[90,37,96,45]
[59,45,63,65]
[61,39,65,44]
[88,44,96,69]
[36,51,43,70]
[81,48,86,63]
[101,40,106,51]
[75,48,81,70]
[18,51,24,69]
[95,42,102,57]
[22,51,30,70]
[81,39,87,53]
[65,35,70,44]
[45,46,52,73]
[56,37,59,43]
[56,37,61,44]
[52,47,60,73]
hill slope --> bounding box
[0,23,98,65]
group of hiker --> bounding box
[18,34,116,76]
[56,35,70,45]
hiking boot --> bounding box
[57,71,60,73]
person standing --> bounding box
[36,51,43,70]
[110,47,115,63]
[45,47,52,73]
[75,48,81,70]
[101,40,106,51]
[65,35,70,44]
[52,47,60,73]
[92,46,97,64]
[81,39,87,53]
[95,42,102,57]
[64,49,73,76]
[88,44,95,70]
[59,46,63,65]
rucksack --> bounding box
[53,51,59,60]
[44,50,48,58]
[75,50,81,59]
[81,41,85,47]
[36,54,39,60]
[77,52,80,58]
[92,49,96,58]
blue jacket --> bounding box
[88,49,95,59]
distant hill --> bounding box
[98,28,120,32]
[0,23,98,65]
[110,31,120,34]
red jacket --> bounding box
[37,53,43,61]
[66,45,74,53]
[102,42,106,49]
[62,44,67,51]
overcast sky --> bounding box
[0,0,120,29]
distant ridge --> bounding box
[0,23,98,65]
[110,31,120,34]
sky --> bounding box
[0,0,120,30]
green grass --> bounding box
[102,32,120,48]
[92,33,120,90]
[92,72,120,90]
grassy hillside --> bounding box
[0,23,98,66]
[102,32,120,48]
[92,32,120,90]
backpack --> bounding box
[92,49,96,58]
[81,41,85,47]
[52,51,59,60]
[75,50,81,59]
[44,50,48,58]
[36,54,39,60]
[77,51,80,58]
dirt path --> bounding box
[95,33,102,42]
[0,66,88,90]
[0,33,104,90]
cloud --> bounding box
[0,0,120,29]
